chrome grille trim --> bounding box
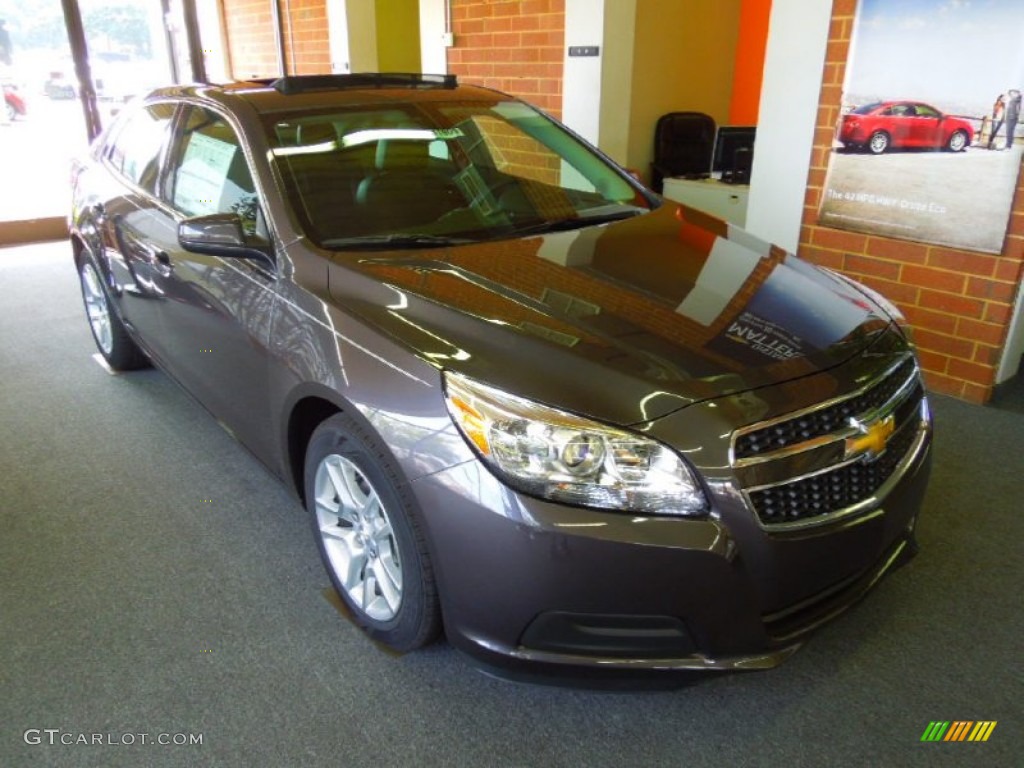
[741,398,930,532]
[730,353,918,468]
[728,354,928,531]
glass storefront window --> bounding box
[0,0,179,223]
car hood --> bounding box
[324,204,893,426]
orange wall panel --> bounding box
[729,0,771,125]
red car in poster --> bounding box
[838,100,973,154]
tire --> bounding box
[304,412,440,652]
[868,131,889,154]
[77,256,149,370]
[947,129,968,152]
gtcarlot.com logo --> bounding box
[24,729,203,747]
[920,721,997,743]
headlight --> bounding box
[443,372,707,517]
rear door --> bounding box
[143,104,279,461]
[95,102,177,359]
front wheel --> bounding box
[946,129,968,152]
[305,413,440,652]
[868,131,890,154]
[78,257,148,370]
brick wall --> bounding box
[446,0,565,119]
[798,0,1024,403]
[282,0,331,76]
[222,0,330,79]
[222,0,279,79]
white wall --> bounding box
[419,0,447,73]
[745,0,832,252]
[326,0,351,73]
[562,0,607,145]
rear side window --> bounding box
[106,103,176,192]
[166,106,259,234]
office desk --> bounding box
[662,177,749,227]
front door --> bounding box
[144,105,278,462]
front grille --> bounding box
[748,417,918,524]
[734,355,927,530]
[735,357,916,460]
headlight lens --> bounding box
[443,372,707,516]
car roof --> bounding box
[145,74,505,115]
[878,99,936,108]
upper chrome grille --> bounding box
[734,357,916,461]
[747,414,918,525]
[731,355,928,531]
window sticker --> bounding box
[175,132,238,217]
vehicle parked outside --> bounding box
[69,74,932,678]
[838,100,973,154]
[2,79,25,120]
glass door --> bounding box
[0,0,179,226]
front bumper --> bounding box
[409,417,931,675]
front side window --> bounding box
[106,102,176,192]
[167,106,259,235]
[266,98,653,247]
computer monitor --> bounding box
[711,126,756,183]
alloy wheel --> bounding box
[80,262,113,354]
[313,453,403,621]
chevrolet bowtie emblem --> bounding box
[845,415,895,462]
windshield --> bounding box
[265,98,654,248]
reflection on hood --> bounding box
[328,204,891,423]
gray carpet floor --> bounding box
[2,241,1020,767]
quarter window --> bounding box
[168,107,259,235]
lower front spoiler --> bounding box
[458,526,920,684]
[460,641,803,690]
[509,641,802,672]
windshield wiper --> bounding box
[322,233,474,250]
[501,208,644,239]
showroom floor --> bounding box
[1,241,1019,767]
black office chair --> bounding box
[650,111,716,193]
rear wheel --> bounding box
[868,131,890,154]
[947,129,968,152]
[78,258,148,370]
[305,413,440,652]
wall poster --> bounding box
[818,0,1024,254]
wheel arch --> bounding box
[946,127,970,151]
[70,231,88,266]
[285,389,345,504]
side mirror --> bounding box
[178,213,273,273]
[178,213,250,256]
